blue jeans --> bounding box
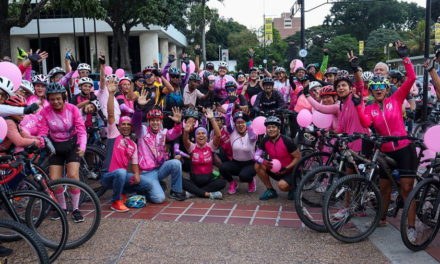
[102,169,150,202]
[140,159,183,204]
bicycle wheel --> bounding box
[48,178,101,249]
[0,190,68,263]
[292,152,332,190]
[0,218,49,264]
[400,178,440,251]
[295,166,345,232]
[323,174,383,243]
[80,145,107,197]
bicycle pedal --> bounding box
[88,172,98,180]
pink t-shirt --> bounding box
[187,140,215,175]
[104,123,138,172]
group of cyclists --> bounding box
[0,37,439,257]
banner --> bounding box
[435,21,440,46]
[359,41,364,56]
[221,49,229,62]
[265,18,273,43]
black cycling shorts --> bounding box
[267,170,293,187]
[49,136,81,166]
[380,144,417,179]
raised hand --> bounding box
[107,77,118,93]
[184,119,194,133]
[248,48,254,58]
[395,40,408,59]
[194,45,201,56]
[99,50,106,65]
[346,50,359,70]
[137,89,150,106]
[423,59,436,72]
[170,107,182,123]
[204,108,214,119]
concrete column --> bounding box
[10,36,30,63]
[89,33,109,72]
[168,43,177,68]
[159,38,169,68]
[176,46,183,71]
[59,34,75,69]
[139,32,159,69]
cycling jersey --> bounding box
[0,119,40,154]
[187,141,215,175]
[356,57,416,152]
[253,90,284,114]
[214,75,237,100]
[245,81,263,101]
[39,103,87,152]
[71,93,97,127]
[294,93,313,113]
[96,85,121,125]
[255,135,297,170]
[306,96,338,130]
[102,123,138,173]
[274,79,290,103]
[115,92,134,117]
[210,126,232,160]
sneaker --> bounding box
[248,178,256,193]
[0,245,12,257]
[72,209,84,223]
[169,190,186,201]
[259,189,278,200]
[228,181,238,194]
[209,191,223,200]
[51,209,67,221]
[185,191,195,199]
[111,200,129,212]
[120,194,128,203]
[288,189,295,200]
[315,178,329,193]
[333,207,347,219]
[407,227,416,244]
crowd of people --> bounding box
[0,41,439,241]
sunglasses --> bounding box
[370,84,387,90]
[137,79,145,83]
[144,74,153,79]
[170,75,180,79]
[226,88,236,93]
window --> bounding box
[284,19,292,28]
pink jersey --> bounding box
[214,75,236,99]
[21,96,49,136]
[39,103,87,151]
[27,95,49,108]
[103,123,138,172]
[188,141,215,175]
[210,126,232,160]
[356,58,415,152]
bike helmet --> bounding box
[368,75,390,90]
[168,67,180,76]
[320,85,337,96]
[205,62,215,70]
[48,67,66,78]
[309,81,322,90]
[249,67,259,73]
[262,77,274,85]
[295,67,307,74]
[264,116,282,128]
[389,70,404,80]
[218,61,228,69]
[183,108,199,120]
[5,95,27,107]
[77,63,91,72]
[274,67,286,74]
[78,77,94,86]
[233,111,247,122]
[119,77,131,84]
[125,195,146,208]
[142,65,155,73]
[435,48,440,58]
[46,82,66,95]
[298,75,309,83]
[225,81,237,89]
[361,71,374,82]
[189,73,201,81]
[324,67,339,76]
[32,74,48,85]
[146,108,163,120]
[105,74,120,83]
[306,63,317,71]
[334,70,352,87]
[0,77,14,97]
[19,80,35,95]
[214,111,225,119]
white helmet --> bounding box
[105,74,119,83]
[19,80,35,95]
[362,71,374,82]
[0,76,15,97]
[274,67,286,74]
[119,77,131,84]
[218,61,228,69]
[77,63,91,72]
[309,81,322,90]
[78,77,94,86]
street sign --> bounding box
[435,20,440,45]
[359,41,364,56]
[299,49,308,57]
[265,18,273,43]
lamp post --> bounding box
[422,0,431,122]
[218,45,221,61]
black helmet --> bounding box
[189,73,201,81]
[264,116,281,128]
[206,62,215,70]
[249,67,259,73]
[262,77,274,85]
[333,70,352,88]
[435,48,440,58]
[183,107,199,120]
[306,64,317,71]
[299,75,309,83]
[233,111,247,122]
[324,67,339,76]
[46,82,66,95]
[295,67,307,74]
[203,71,212,80]
[225,81,237,89]
[168,67,180,75]
[389,70,404,80]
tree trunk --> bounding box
[111,26,120,69]
[201,0,206,65]
[0,23,11,58]
[119,29,132,73]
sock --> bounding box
[54,188,66,210]
[69,188,81,211]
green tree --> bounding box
[323,34,358,69]
[364,28,402,69]
[227,29,259,59]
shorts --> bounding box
[379,144,417,179]
[266,170,293,187]
[49,136,81,166]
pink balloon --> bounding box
[271,159,281,173]
[290,59,304,72]
[430,85,436,95]
[115,68,125,78]
[252,116,267,135]
[182,60,196,74]
[0,117,7,143]
[424,125,440,152]
[417,147,437,166]
[251,95,257,106]
[72,70,79,79]
[297,109,312,128]
[105,66,113,76]
[312,111,333,129]
[222,104,229,112]
[0,62,23,91]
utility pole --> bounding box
[300,0,305,50]
[422,0,431,122]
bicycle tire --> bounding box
[80,145,107,198]
[48,178,101,249]
[323,174,383,243]
[400,178,440,251]
[0,218,50,264]
[295,166,345,232]
[292,152,332,190]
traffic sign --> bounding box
[299,49,308,57]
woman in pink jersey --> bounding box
[39,82,87,223]
[182,108,226,200]
[355,41,417,240]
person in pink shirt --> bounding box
[182,108,226,199]
[39,82,87,223]
[355,41,417,237]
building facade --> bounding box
[273,13,301,39]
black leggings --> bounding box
[219,160,256,183]
[182,173,226,197]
